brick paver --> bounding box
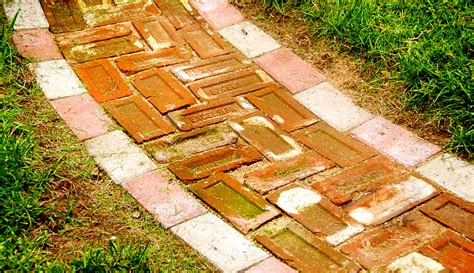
[21,1,474,271]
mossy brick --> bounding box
[104,95,175,143]
[293,122,377,167]
[115,47,192,74]
[40,0,86,33]
[244,152,335,194]
[245,85,319,132]
[74,59,132,103]
[313,156,406,206]
[420,193,474,240]
[187,67,273,101]
[132,69,195,113]
[230,113,303,162]
[189,173,279,234]
[168,97,255,131]
[168,145,261,182]
[132,16,184,50]
[171,53,250,83]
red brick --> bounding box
[230,113,303,162]
[244,152,335,194]
[293,122,377,167]
[420,193,474,240]
[132,16,184,50]
[168,97,255,131]
[154,0,195,29]
[178,24,233,59]
[147,125,238,163]
[57,24,144,62]
[189,173,279,234]
[115,47,192,74]
[255,221,360,273]
[171,53,249,83]
[313,156,406,206]
[187,67,272,101]
[344,174,438,226]
[246,86,318,132]
[419,231,474,273]
[254,48,326,94]
[267,183,363,245]
[13,29,62,61]
[104,95,175,143]
[81,1,160,27]
[40,0,87,33]
[132,69,195,113]
[74,59,132,103]
[340,212,445,269]
[168,145,261,182]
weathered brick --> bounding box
[5,0,49,30]
[244,152,334,194]
[230,113,303,161]
[51,93,112,141]
[132,16,184,50]
[13,29,62,61]
[218,21,280,58]
[168,97,255,131]
[190,0,244,30]
[115,47,192,74]
[148,125,238,162]
[340,212,445,269]
[187,67,272,101]
[345,174,438,226]
[419,231,474,273]
[255,221,360,273]
[293,122,377,167]
[352,116,441,167]
[246,85,319,132]
[168,145,261,182]
[189,173,279,233]
[171,53,249,83]
[171,213,269,272]
[85,130,156,183]
[132,69,195,113]
[267,183,364,246]
[420,193,474,240]
[385,252,446,273]
[294,82,373,132]
[417,153,474,202]
[254,48,326,94]
[154,0,195,29]
[104,95,175,143]
[74,59,132,103]
[40,0,86,33]
[313,156,405,206]
[178,24,233,59]
[123,170,207,228]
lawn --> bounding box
[262,0,473,159]
[0,12,214,271]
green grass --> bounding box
[0,12,214,271]
[262,0,473,159]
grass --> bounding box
[260,0,473,159]
[0,12,215,271]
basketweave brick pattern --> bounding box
[22,0,474,271]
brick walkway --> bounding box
[6,0,474,272]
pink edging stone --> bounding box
[123,171,207,228]
[51,93,112,141]
[190,0,244,30]
[13,29,62,61]
[245,257,297,273]
[254,48,326,94]
[352,117,441,167]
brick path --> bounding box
[6,0,474,272]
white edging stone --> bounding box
[417,153,474,202]
[218,21,280,58]
[294,82,373,132]
[35,60,87,100]
[3,0,49,30]
[85,130,156,184]
[171,213,269,273]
